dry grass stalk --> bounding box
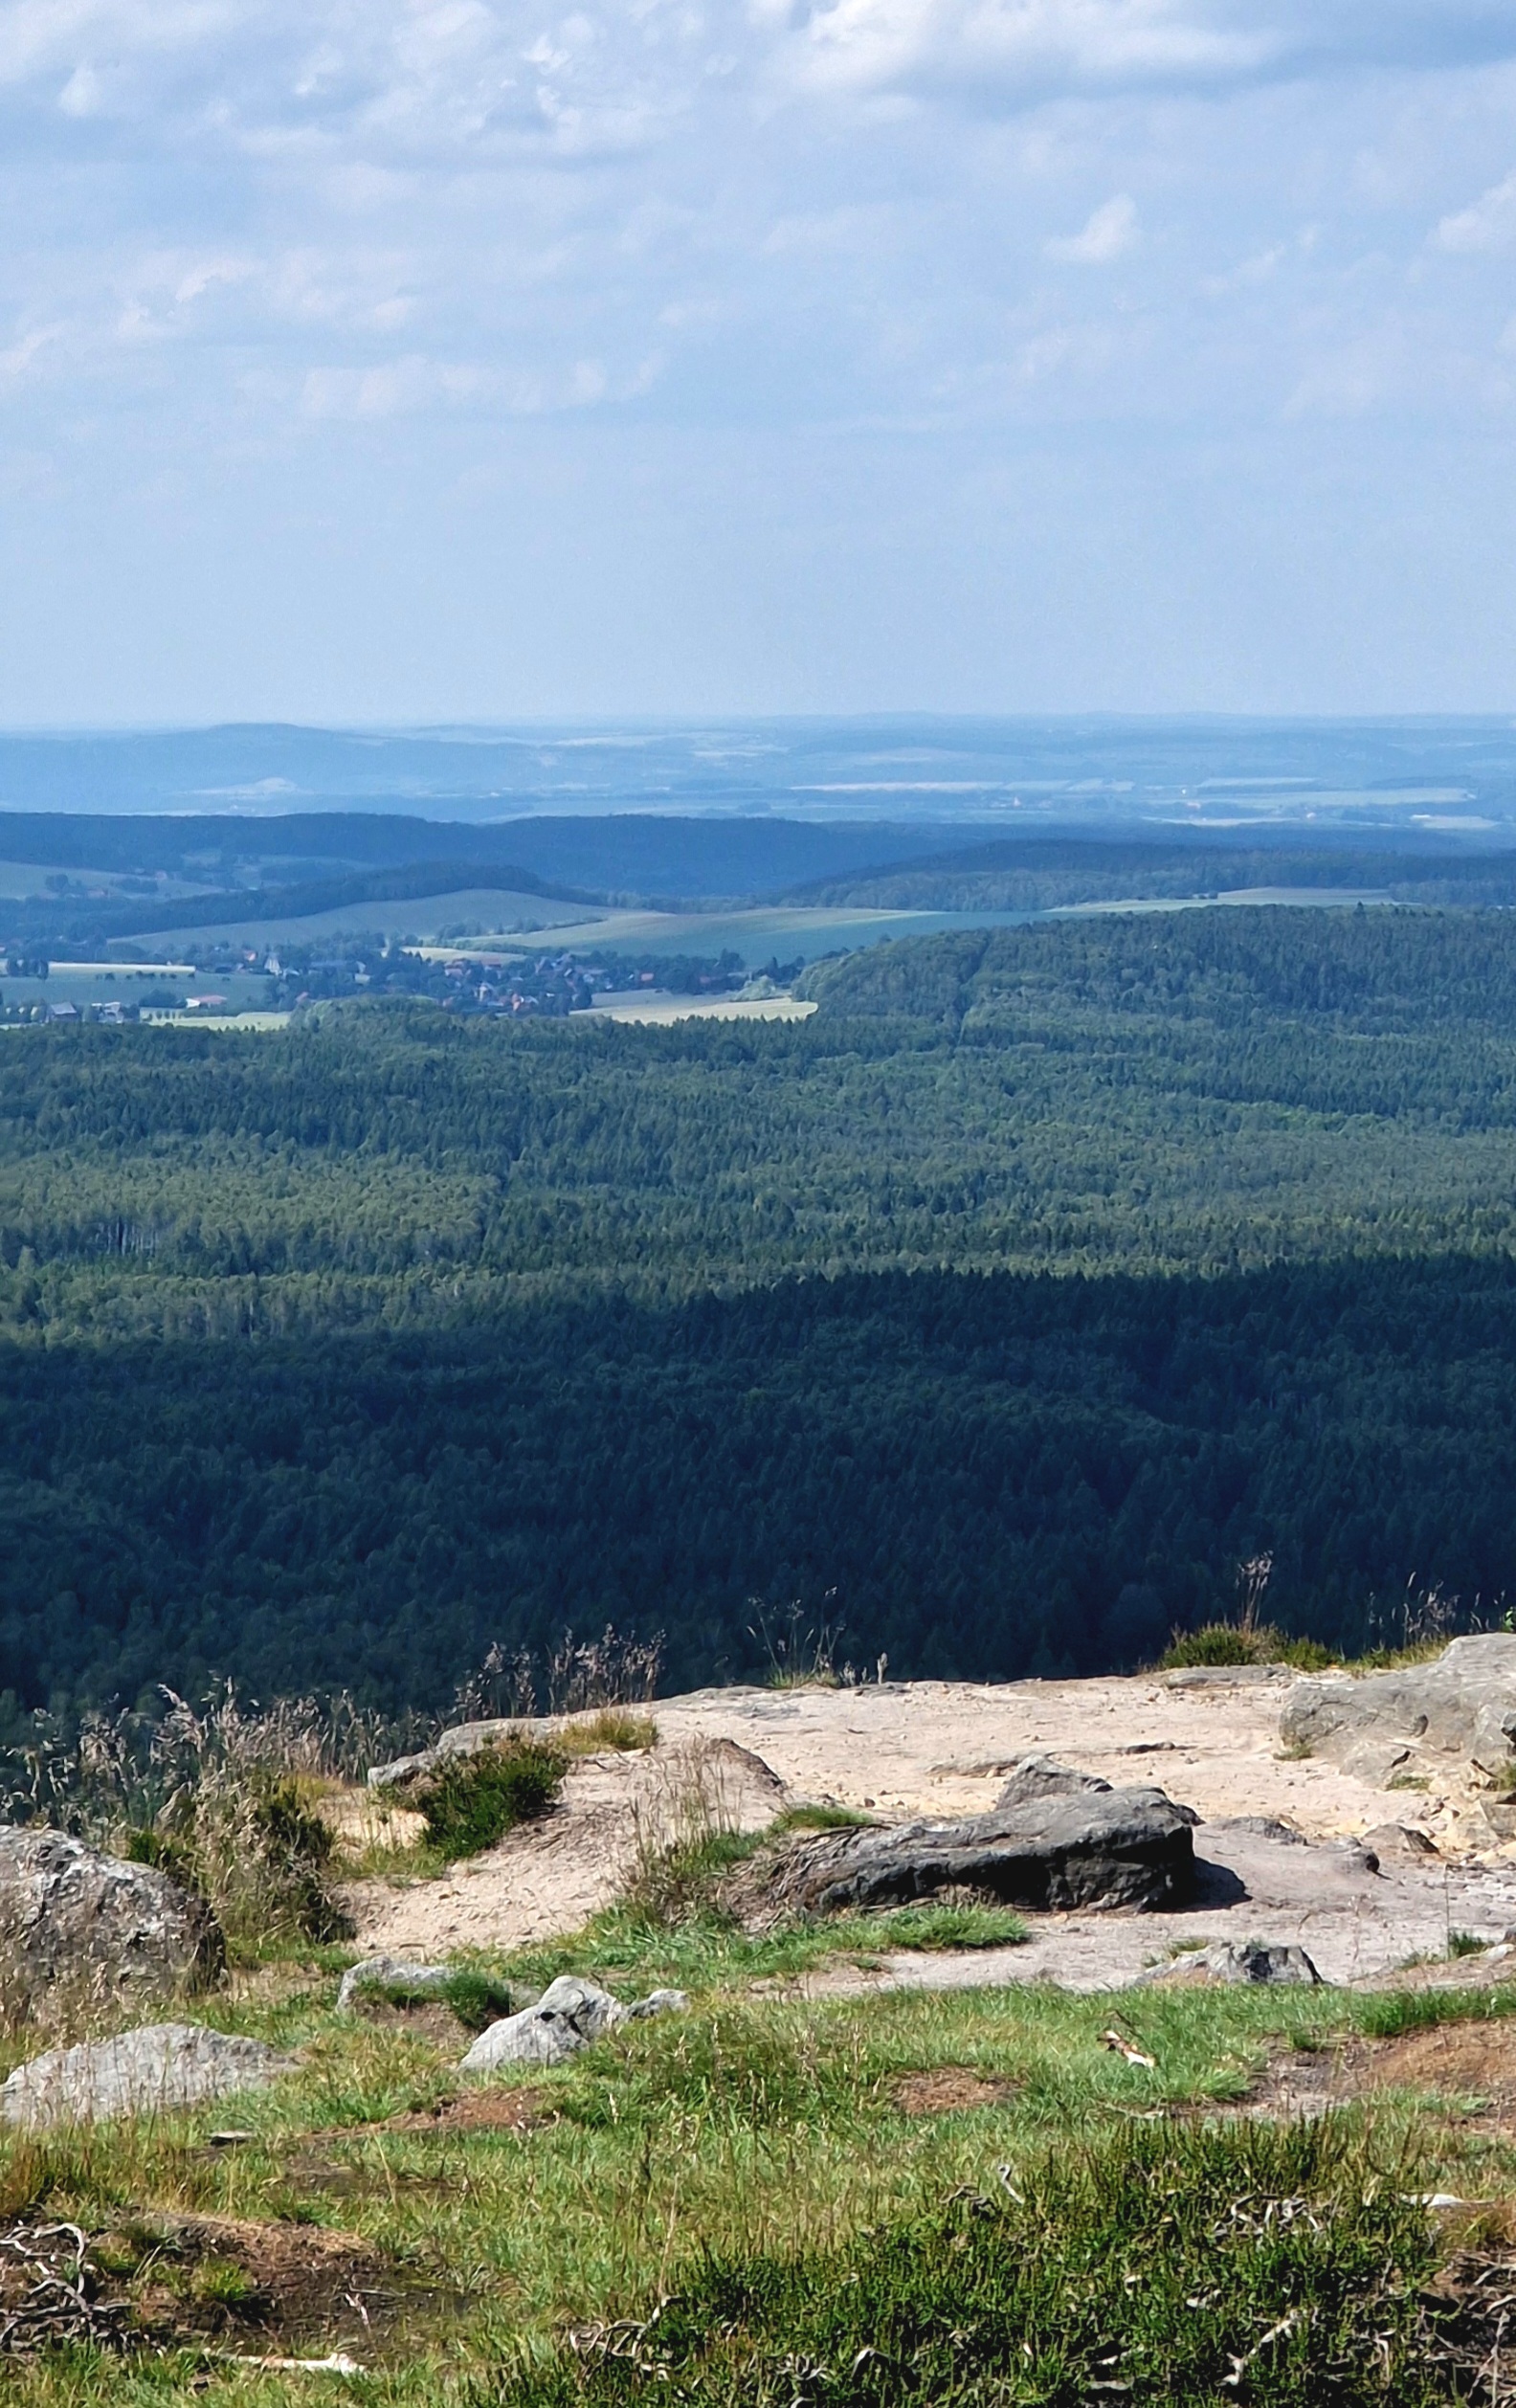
[1,1685,356,1970]
[546,1626,664,1715]
[626,1739,746,1924]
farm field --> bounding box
[583,992,817,1023]
[127,886,590,954]
[417,902,1040,966]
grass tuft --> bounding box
[365,1968,519,2030]
[830,1904,1028,1952]
[1161,1622,1336,1672]
[771,1803,880,1834]
[415,1740,567,1862]
[556,1710,658,1756]
[1355,1985,1516,2040]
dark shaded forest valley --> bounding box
[7,903,1516,1717]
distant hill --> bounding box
[5,812,1512,962]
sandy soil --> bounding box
[342,1672,1516,1992]
[343,1735,787,1960]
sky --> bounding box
[4,1,1516,722]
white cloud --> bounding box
[753,0,1516,105]
[0,0,716,167]
[173,256,255,305]
[0,0,1509,174]
[299,347,652,418]
[6,0,1516,729]
[1199,241,1285,296]
[757,0,1265,101]
[301,356,505,417]
[1438,167,1516,254]
[0,322,61,381]
[56,58,100,114]
[1046,192,1137,263]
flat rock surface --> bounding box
[0,2021,297,2129]
[344,1676,1516,1973]
[1281,1634,1516,1786]
[646,1677,1491,1845]
[757,1824,1516,1996]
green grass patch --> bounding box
[556,1710,658,1756]
[1161,1622,1337,1672]
[771,1803,881,1833]
[415,1740,568,1862]
[499,1902,845,1997]
[493,1894,1025,1999]
[360,1967,519,2030]
[498,2116,1443,2408]
[1354,1984,1516,2040]
[831,1904,1028,1952]
[5,1928,1515,2405]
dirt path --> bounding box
[343,1671,1516,1984]
[342,1735,787,1960]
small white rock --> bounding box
[337,1956,455,2013]
[460,1976,687,2074]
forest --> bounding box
[7,902,1516,1718]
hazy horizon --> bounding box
[3,713,1516,842]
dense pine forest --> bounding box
[8,903,1516,1718]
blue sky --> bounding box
[3,0,1516,721]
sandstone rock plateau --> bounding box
[1280,1633,1516,1790]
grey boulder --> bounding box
[1134,1941,1324,1988]
[338,1955,456,2012]
[368,1719,520,1790]
[0,2021,296,2130]
[772,1785,1195,1916]
[1359,1822,1439,1862]
[0,1826,221,2024]
[994,1755,1111,1811]
[460,1975,688,2073]
[1280,1634,1516,1784]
